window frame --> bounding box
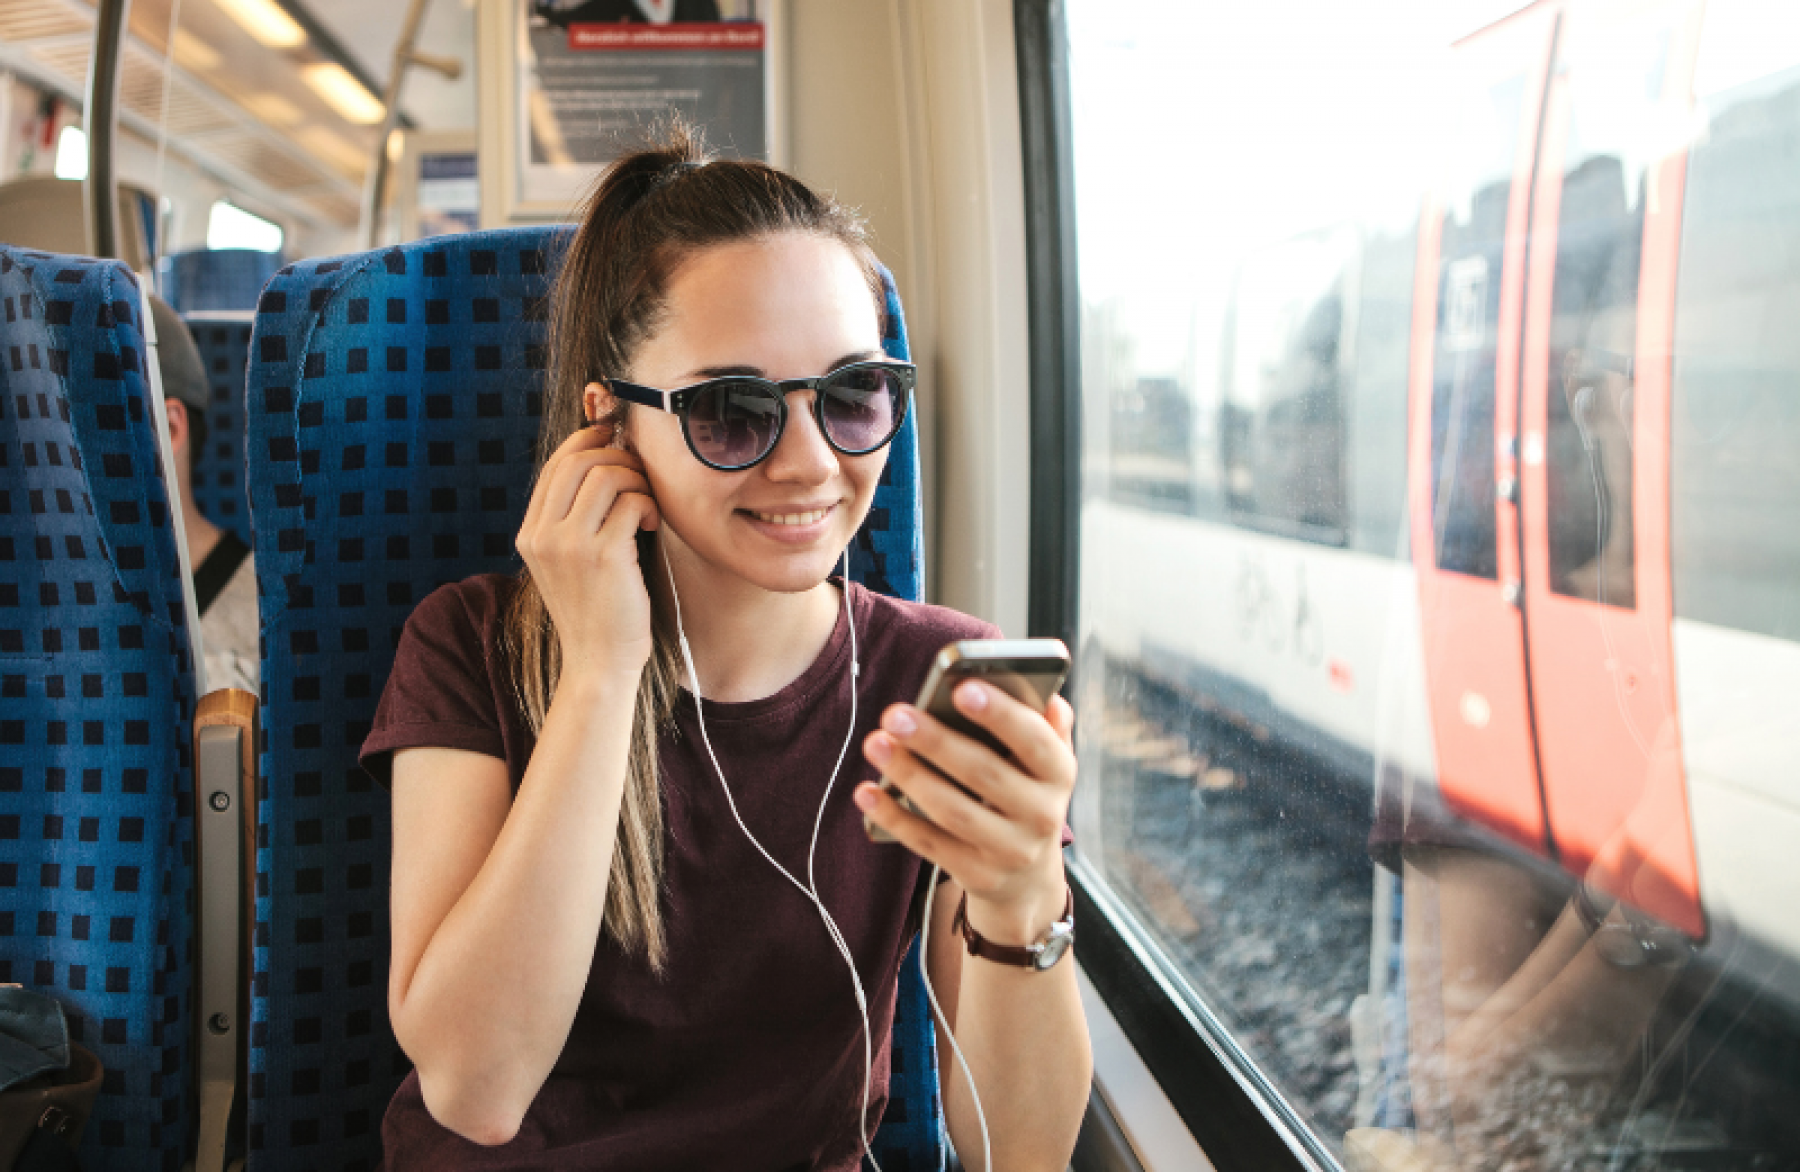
[1014,2,1337,1167]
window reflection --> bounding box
[1067,1,1800,1168]
[1430,78,1522,583]
[1544,23,1663,609]
[1220,230,1353,544]
[1672,66,1800,643]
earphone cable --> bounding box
[659,539,989,1171]
[919,862,992,1172]
[661,542,883,1171]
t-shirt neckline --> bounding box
[671,577,864,724]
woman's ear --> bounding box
[583,381,631,450]
[582,381,613,425]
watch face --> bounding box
[1593,924,1649,969]
[1033,927,1073,971]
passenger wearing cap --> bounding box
[149,295,259,694]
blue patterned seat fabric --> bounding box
[184,316,254,545]
[0,246,197,1171]
[160,249,285,315]
[245,227,936,1171]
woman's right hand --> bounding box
[516,422,662,678]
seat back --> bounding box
[0,179,156,274]
[0,247,197,1171]
[162,250,285,315]
[244,227,933,1171]
[183,316,255,545]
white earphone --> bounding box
[659,540,990,1172]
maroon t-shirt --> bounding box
[360,574,998,1172]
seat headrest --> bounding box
[0,176,153,272]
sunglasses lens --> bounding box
[688,381,782,468]
[820,366,906,453]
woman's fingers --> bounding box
[945,683,1074,794]
[884,698,1068,820]
[567,463,655,535]
[598,487,660,542]
[540,449,646,528]
[855,781,990,885]
[875,712,1029,820]
[522,451,648,564]
[522,423,608,531]
[865,732,1024,855]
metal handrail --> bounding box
[83,0,130,260]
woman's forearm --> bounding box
[393,669,639,1142]
[857,681,1092,1170]
[944,894,1092,1172]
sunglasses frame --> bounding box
[604,359,917,471]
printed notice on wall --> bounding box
[516,1,767,209]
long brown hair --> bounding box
[504,121,886,970]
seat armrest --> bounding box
[192,689,259,1172]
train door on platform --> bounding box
[1516,0,1706,935]
[1407,2,1560,854]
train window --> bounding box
[1057,0,1800,1167]
[1219,229,1353,545]
[1063,1,1444,1162]
[1107,363,1200,513]
[1671,13,1800,642]
[53,124,87,180]
[1095,295,1214,518]
[1539,15,1671,610]
[1428,75,1525,582]
[1346,216,1418,561]
[206,201,285,252]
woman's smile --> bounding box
[737,501,840,543]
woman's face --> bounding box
[588,232,889,596]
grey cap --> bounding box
[147,294,208,413]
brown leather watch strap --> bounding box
[953,887,1075,969]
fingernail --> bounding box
[866,734,892,764]
[854,785,878,811]
[883,708,917,737]
[956,682,988,712]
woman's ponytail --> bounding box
[500,119,884,971]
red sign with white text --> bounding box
[569,23,765,51]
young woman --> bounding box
[359,127,1092,1171]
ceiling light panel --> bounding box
[301,61,384,125]
[213,0,306,49]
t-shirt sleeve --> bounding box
[359,583,507,787]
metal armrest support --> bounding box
[191,689,259,1172]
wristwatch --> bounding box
[953,888,1075,971]
[1572,879,1694,969]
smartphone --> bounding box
[864,638,1071,844]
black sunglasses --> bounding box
[604,360,916,471]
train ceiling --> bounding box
[0,0,474,231]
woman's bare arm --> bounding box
[388,669,638,1145]
[388,422,662,1145]
[923,876,1090,1172]
[860,688,1092,1171]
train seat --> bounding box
[183,316,255,547]
[242,226,936,1169]
[0,246,197,1171]
[161,250,285,316]
[0,179,156,275]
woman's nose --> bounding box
[763,391,837,484]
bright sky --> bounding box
[1066,0,1534,378]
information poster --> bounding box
[514,1,768,211]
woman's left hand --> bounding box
[855,682,1076,943]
